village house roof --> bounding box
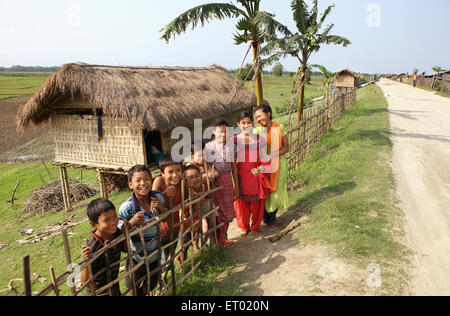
[17,63,259,132]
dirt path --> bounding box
[225,207,378,296]
[378,79,450,296]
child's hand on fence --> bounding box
[165,185,176,199]
[81,241,92,260]
[129,211,145,227]
[151,198,164,214]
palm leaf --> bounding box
[251,11,293,42]
[291,0,310,34]
[323,35,351,47]
[159,3,245,42]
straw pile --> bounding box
[19,179,99,219]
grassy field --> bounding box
[0,73,52,100]
[261,74,325,109]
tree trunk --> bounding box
[252,41,264,106]
[297,64,307,122]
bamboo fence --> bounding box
[20,177,223,297]
[279,88,356,179]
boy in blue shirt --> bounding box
[118,164,167,296]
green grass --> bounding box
[0,73,52,100]
[262,74,325,108]
[0,162,133,295]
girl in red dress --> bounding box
[234,112,271,236]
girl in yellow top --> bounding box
[254,104,290,226]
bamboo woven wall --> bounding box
[334,74,357,88]
[51,114,146,170]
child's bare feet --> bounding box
[240,230,249,237]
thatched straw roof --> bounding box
[17,63,258,132]
[335,69,360,78]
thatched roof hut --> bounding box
[17,63,257,132]
[17,63,260,207]
[396,73,408,82]
[331,69,360,89]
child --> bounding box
[234,112,271,236]
[81,198,127,296]
[152,154,183,263]
[180,164,203,256]
[186,143,219,245]
[186,142,219,186]
[254,104,290,227]
[204,118,239,247]
[118,164,167,296]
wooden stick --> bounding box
[41,159,54,180]
[103,241,114,297]
[22,255,32,296]
[61,229,76,295]
[138,230,151,295]
[266,219,301,243]
[7,180,20,205]
[168,197,176,296]
[50,266,60,296]
[123,223,137,296]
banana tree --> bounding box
[262,0,351,122]
[431,66,446,90]
[159,0,290,105]
[311,64,335,105]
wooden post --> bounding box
[97,170,108,199]
[179,179,186,275]
[138,230,151,295]
[50,266,60,296]
[61,229,76,295]
[103,240,114,297]
[123,223,138,296]
[59,166,72,212]
[168,197,176,296]
[23,255,32,296]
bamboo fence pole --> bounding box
[23,255,32,296]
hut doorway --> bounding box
[144,130,163,165]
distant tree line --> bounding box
[0,65,60,72]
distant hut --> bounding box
[17,63,259,210]
[330,69,360,97]
[397,73,408,83]
[332,69,360,89]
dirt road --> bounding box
[378,79,450,296]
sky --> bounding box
[0,0,449,74]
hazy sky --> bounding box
[1,0,449,74]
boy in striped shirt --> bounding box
[118,164,167,296]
